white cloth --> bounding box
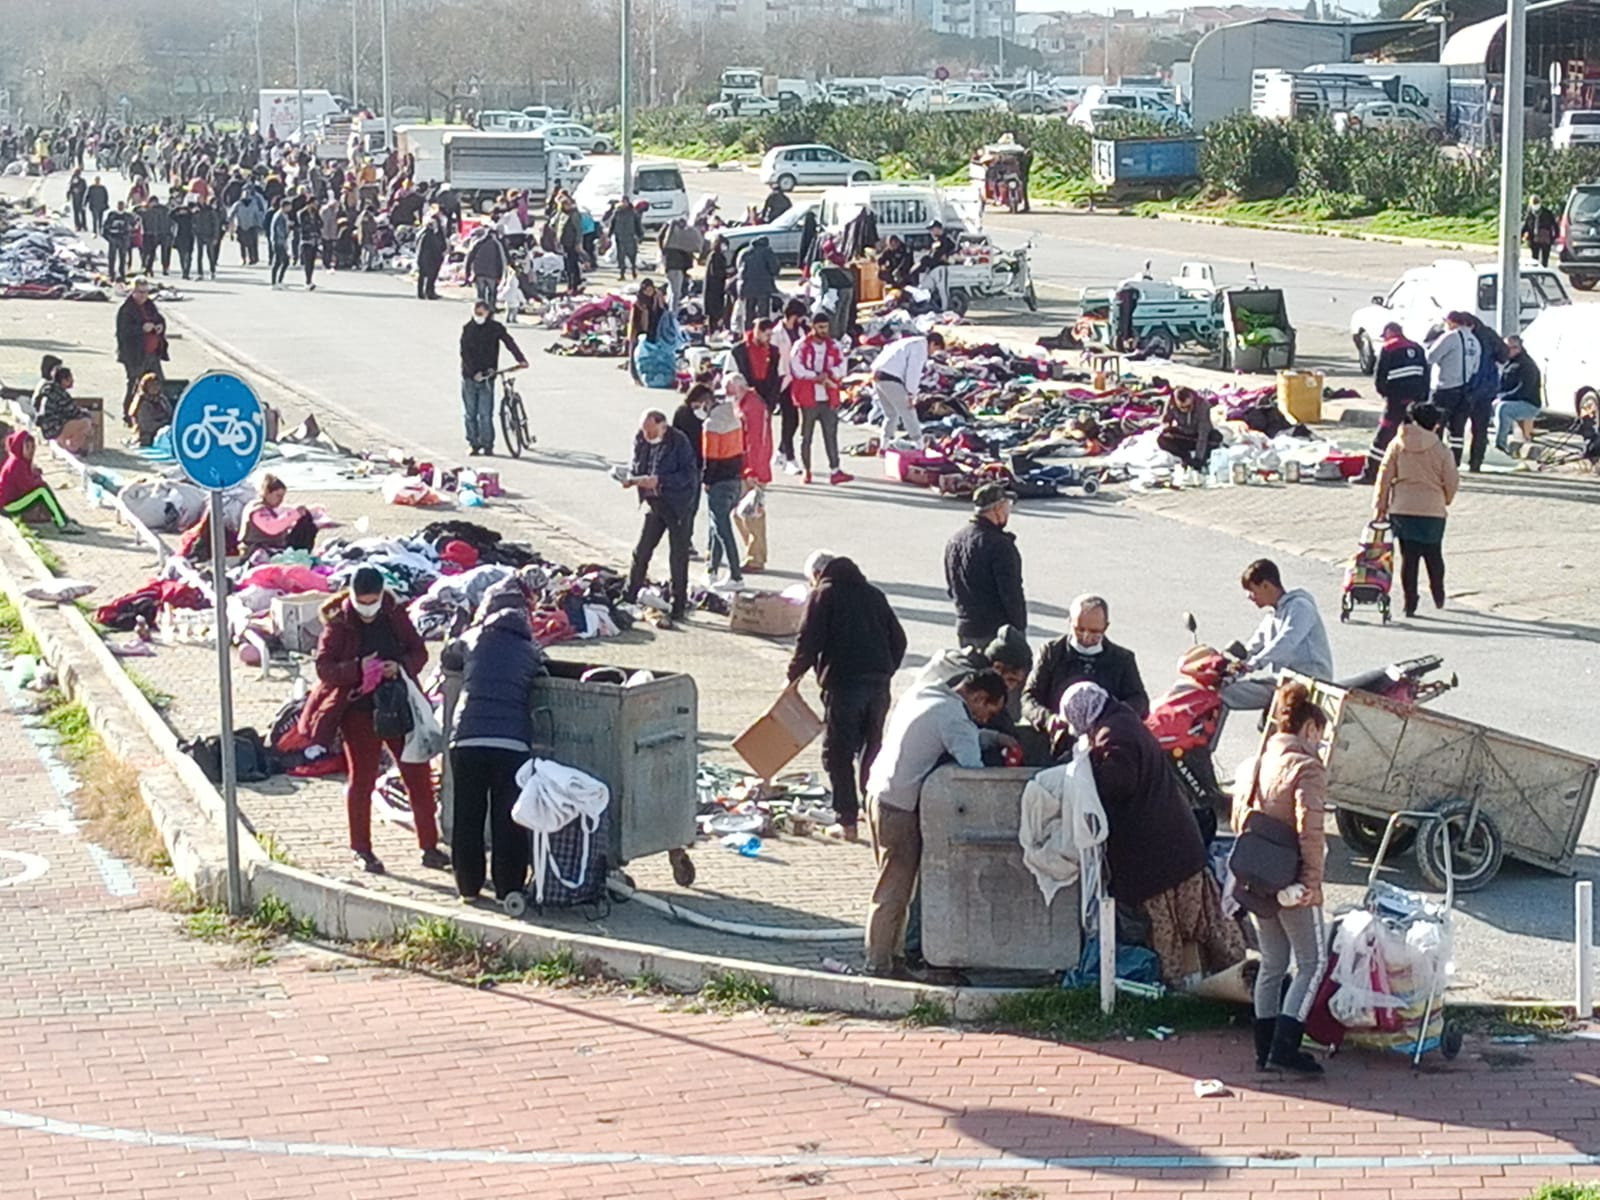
[511,758,611,904]
[400,677,445,763]
[1018,737,1107,922]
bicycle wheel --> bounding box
[499,391,526,458]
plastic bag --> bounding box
[400,677,444,763]
[735,485,765,520]
[382,475,444,507]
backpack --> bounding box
[1465,329,1496,402]
[182,727,278,784]
[372,677,414,740]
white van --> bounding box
[1519,305,1600,417]
[817,182,975,251]
[573,158,689,228]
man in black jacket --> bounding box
[787,551,907,841]
[101,200,134,281]
[115,279,168,423]
[415,210,446,300]
[1360,321,1428,484]
[458,300,527,456]
[1022,595,1149,754]
[943,483,1026,645]
[1493,334,1543,456]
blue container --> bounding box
[1091,136,1202,188]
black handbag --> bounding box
[1227,762,1302,917]
[372,677,414,740]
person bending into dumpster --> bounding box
[862,670,1014,977]
[441,579,547,903]
[1063,681,1243,989]
[914,625,1046,764]
[0,431,80,533]
[300,566,449,876]
[788,550,907,843]
[1156,386,1221,472]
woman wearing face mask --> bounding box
[299,566,449,875]
[1022,594,1150,755]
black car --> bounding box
[1557,184,1600,291]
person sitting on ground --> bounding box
[33,364,95,456]
[1023,594,1150,753]
[1157,386,1222,471]
[239,473,319,554]
[30,354,62,414]
[1222,559,1334,711]
[128,371,173,448]
[0,430,82,533]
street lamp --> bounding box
[621,0,633,198]
[1496,0,1527,337]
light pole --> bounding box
[254,0,264,98]
[352,0,359,107]
[621,0,633,200]
[379,0,393,150]
[1496,0,1527,338]
[294,0,305,140]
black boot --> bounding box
[1268,1016,1324,1076]
[1253,1017,1277,1071]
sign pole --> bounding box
[211,490,244,916]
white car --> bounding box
[534,122,612,154]
[759,144,879,191]
[707,95,780,119]
[1520,305,1600,416]
[520,106,570,123]
[1339,100,1445,142]
[1348,259,1572,373]
[1553,110,1600,149]
[1068,93,1187,130]
[903,88,1008,115]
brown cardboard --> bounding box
[729,589,804,638]
[734,686,824,780]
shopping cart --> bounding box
[1305,811,1463,1067]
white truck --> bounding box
[257,88,344,142]
[395,123,473,184]
[441,131,583,211]
[1306,62,1450,115]
[1250,69,1436,122]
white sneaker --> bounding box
[711,577,743,593]
[783,459,803,477]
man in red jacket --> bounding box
[788,312,852,486]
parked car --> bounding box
[904,87,1008,115]
[1009,87,1069,114]
[759,144,879,191]
[1519,305,1600,416]
[520,105,571,123]
[706,95,780,119]
[1068,90,1187,130]
[1558,183,1600,291]
[1552,110,1600,149]
[1336,100,1445,142]
[817,181,973,252]
[1348,258,1572,373]
[717,202,818,267]
[573,158,688,228]
[533,122,612,154]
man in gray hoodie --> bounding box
[1222,559,1334,710]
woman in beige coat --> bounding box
[1373,400,1461,617]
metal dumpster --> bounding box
[918,765,1081,971]
[1091,136,1202,196]
[440,658,699,881]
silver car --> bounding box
[716,202,818,268]
[759,144,879,191]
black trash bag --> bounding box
[181,727,279,784]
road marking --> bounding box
[0,850,49,888]
[1,1108,1596,1173]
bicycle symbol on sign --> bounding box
[180,404,262,461]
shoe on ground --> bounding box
[830,470,853,485]
[825,822,860,843]
[741,561,766,573]
[783,459,803,477]
[420,847,451,871]
[711,577,743,592]
[803,470,814,484]
[468,446,481,457]
[353,850,386,875]
[1266,1016,1324,1076]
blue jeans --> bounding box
[1493,398,1540,451]
[475,275,500,308]
[705,479,742,578]
[461,377,494,451]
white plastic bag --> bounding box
[735,485,766,520]
[400,677,445,763]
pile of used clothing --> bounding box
[0,201,106,300]
[543,292,632,357]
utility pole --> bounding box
[254,0,264,98]
[351,0,359,107]
[622,0,633,199]
[380,0,393,149]
[649,5,658,109]
[294,0,305,140]
[1496,0,1527,337]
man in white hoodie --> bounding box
[1222,559,1334,711]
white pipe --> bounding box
[1099,893,1115,1014]
[608,875,861,942]
[1578,880,1594,1019]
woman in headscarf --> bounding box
[0,431,79,532]
[1060,680,1244,988]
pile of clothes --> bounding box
[0,202,105,300]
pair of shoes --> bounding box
[830,470,853,485]
[353,850,386,875]
[468,446,482,457]
[1266,1016,1324,1075]
[420,847,451,871]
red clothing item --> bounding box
[300,593,428,748]
[738,391,774,484]
[340,706,438,855]
[0,430,44,507]
[789,334,844,409]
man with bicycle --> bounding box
[459,300,528,456]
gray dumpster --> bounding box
[441,658,699,883]
[918,765,1081,972]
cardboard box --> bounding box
[1277,369,1324,424]
[729,589,804,638]
[734,686,824,780]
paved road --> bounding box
[2,680,1596,1200]
[16,171,1599,1001]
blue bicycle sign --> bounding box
[174,372,266,490]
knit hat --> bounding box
[984,625,1033,672]
[972,483,1016,511]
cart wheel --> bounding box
[502,891,527,918]
[946,288,970,317]
[668,847,697,888]
[1417,798,1505,893]
[1440,1021,1464,1060]
[1335,807,1417,857]
[1081,477,1100,497]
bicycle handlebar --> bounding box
[490,364,528,377]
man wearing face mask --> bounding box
[622,409,700,623]
[459,299,527,456]
[1023,594,1149,753]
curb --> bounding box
[1150,210,1489,253]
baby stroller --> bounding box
[1340,520,1393,624]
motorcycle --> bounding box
[1146,613,1455,820]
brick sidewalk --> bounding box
[1,674,1595,1200]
